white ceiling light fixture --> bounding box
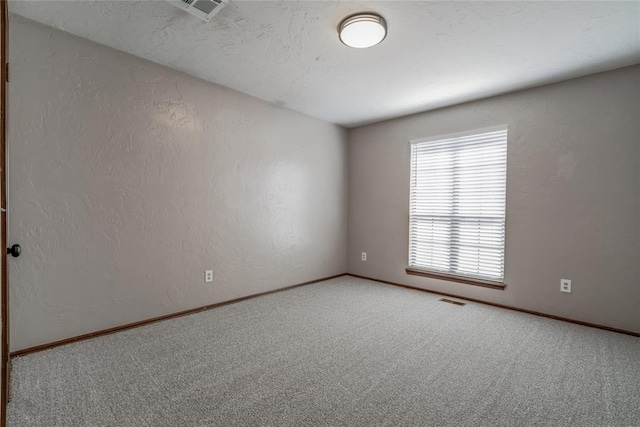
[338,13,387,49]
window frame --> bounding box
[406,125,508,290]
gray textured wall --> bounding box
[348,65,640,333]
[8,17,348,351]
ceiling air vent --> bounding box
[167,0,228,22]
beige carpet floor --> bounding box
[7,276,640,426]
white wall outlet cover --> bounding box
[205,270,214,283]
[361,252,367,261]
[561,279,571,293]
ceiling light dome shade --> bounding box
[339,13,387,49]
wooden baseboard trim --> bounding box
[348,273,640,338]
[11,273,347,358]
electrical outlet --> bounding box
[361,252,367,262]
[205,270,214,283]
[560,279,571,293]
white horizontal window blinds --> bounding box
[409,127,507,282]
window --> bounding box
[408,126,507,285]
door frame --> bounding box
[1,0,9,425]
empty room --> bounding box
[0,0,638,425]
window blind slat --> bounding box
[409,127,507,282]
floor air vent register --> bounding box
[439,298,467,306]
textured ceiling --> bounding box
[9,1,640,127]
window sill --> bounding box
[405,268,506,290]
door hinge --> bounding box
[5,63,8,82]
